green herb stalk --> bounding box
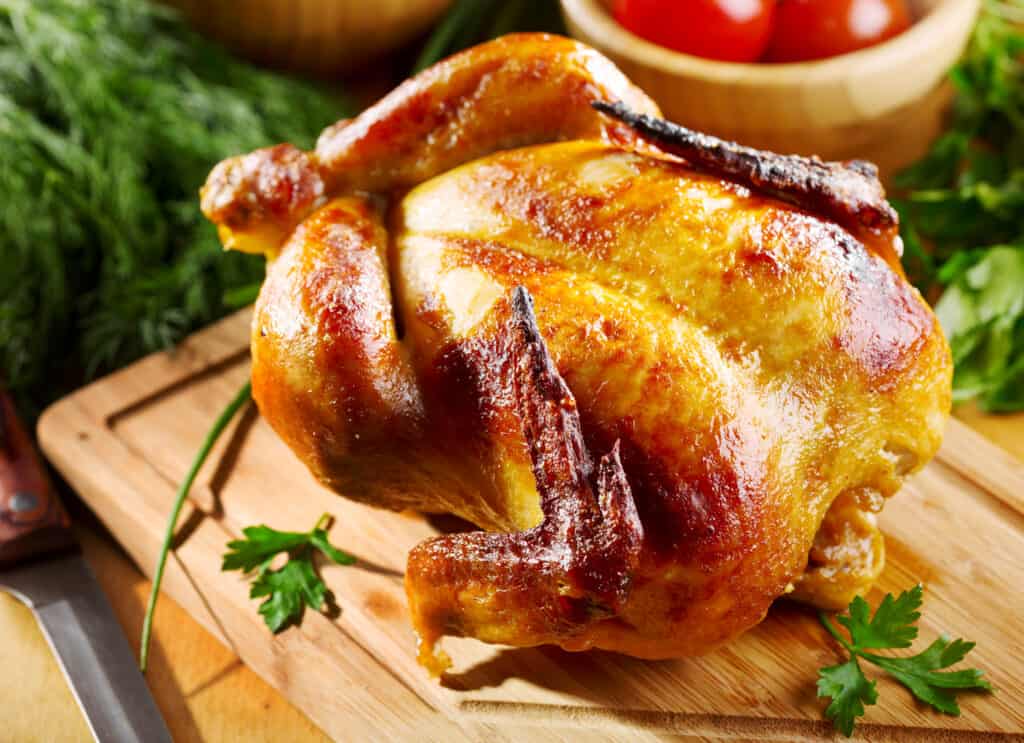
[139,380,251,672]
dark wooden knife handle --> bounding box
[0,389,74,568]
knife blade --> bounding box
[0,389,172,743]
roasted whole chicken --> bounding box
[201,35,952,674]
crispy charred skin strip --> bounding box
[405,287,643,675]
[591,100,901,257]
[201,34,660,257]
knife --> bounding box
[0,389,173,743]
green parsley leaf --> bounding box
[223,525,315,573]
[250,560,327,633]
[818,586,992,737]
[222,514,356,633]
[817,659,879,738]
[836,585,921,650]
[865,636,993,715]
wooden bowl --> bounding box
[166,0,452,76]
[561,0,980,176]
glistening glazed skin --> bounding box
[202,34,952,674]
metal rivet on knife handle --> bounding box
[8,492,40,513]
[0,388,73,567]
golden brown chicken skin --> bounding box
[201,33,660,256]
[202,34,952,674]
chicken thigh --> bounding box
[201,34,951,674]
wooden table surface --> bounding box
[1,404,1020,742]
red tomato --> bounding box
[766,0,912,63]
[613,0,776,63]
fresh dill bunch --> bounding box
[0,0,350,419]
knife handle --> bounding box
[0,389,74,568]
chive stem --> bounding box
[139,380,253,672]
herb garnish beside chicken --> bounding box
[201,34,952,675]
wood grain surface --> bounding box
[20,309,1024,742]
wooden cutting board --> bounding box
[38,309,1024,742]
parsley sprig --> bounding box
[223,515,356,632]
[817,586,992,736]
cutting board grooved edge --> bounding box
[458,701,1021,742]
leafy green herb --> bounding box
[817,585,991,736]
[834,586,922,650]
[895,1,1024,410]
[223,514,356,632]
[935,246,1024,410]
[140,382,355,661]
[817,660,879,738]
[0,0,349,420]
